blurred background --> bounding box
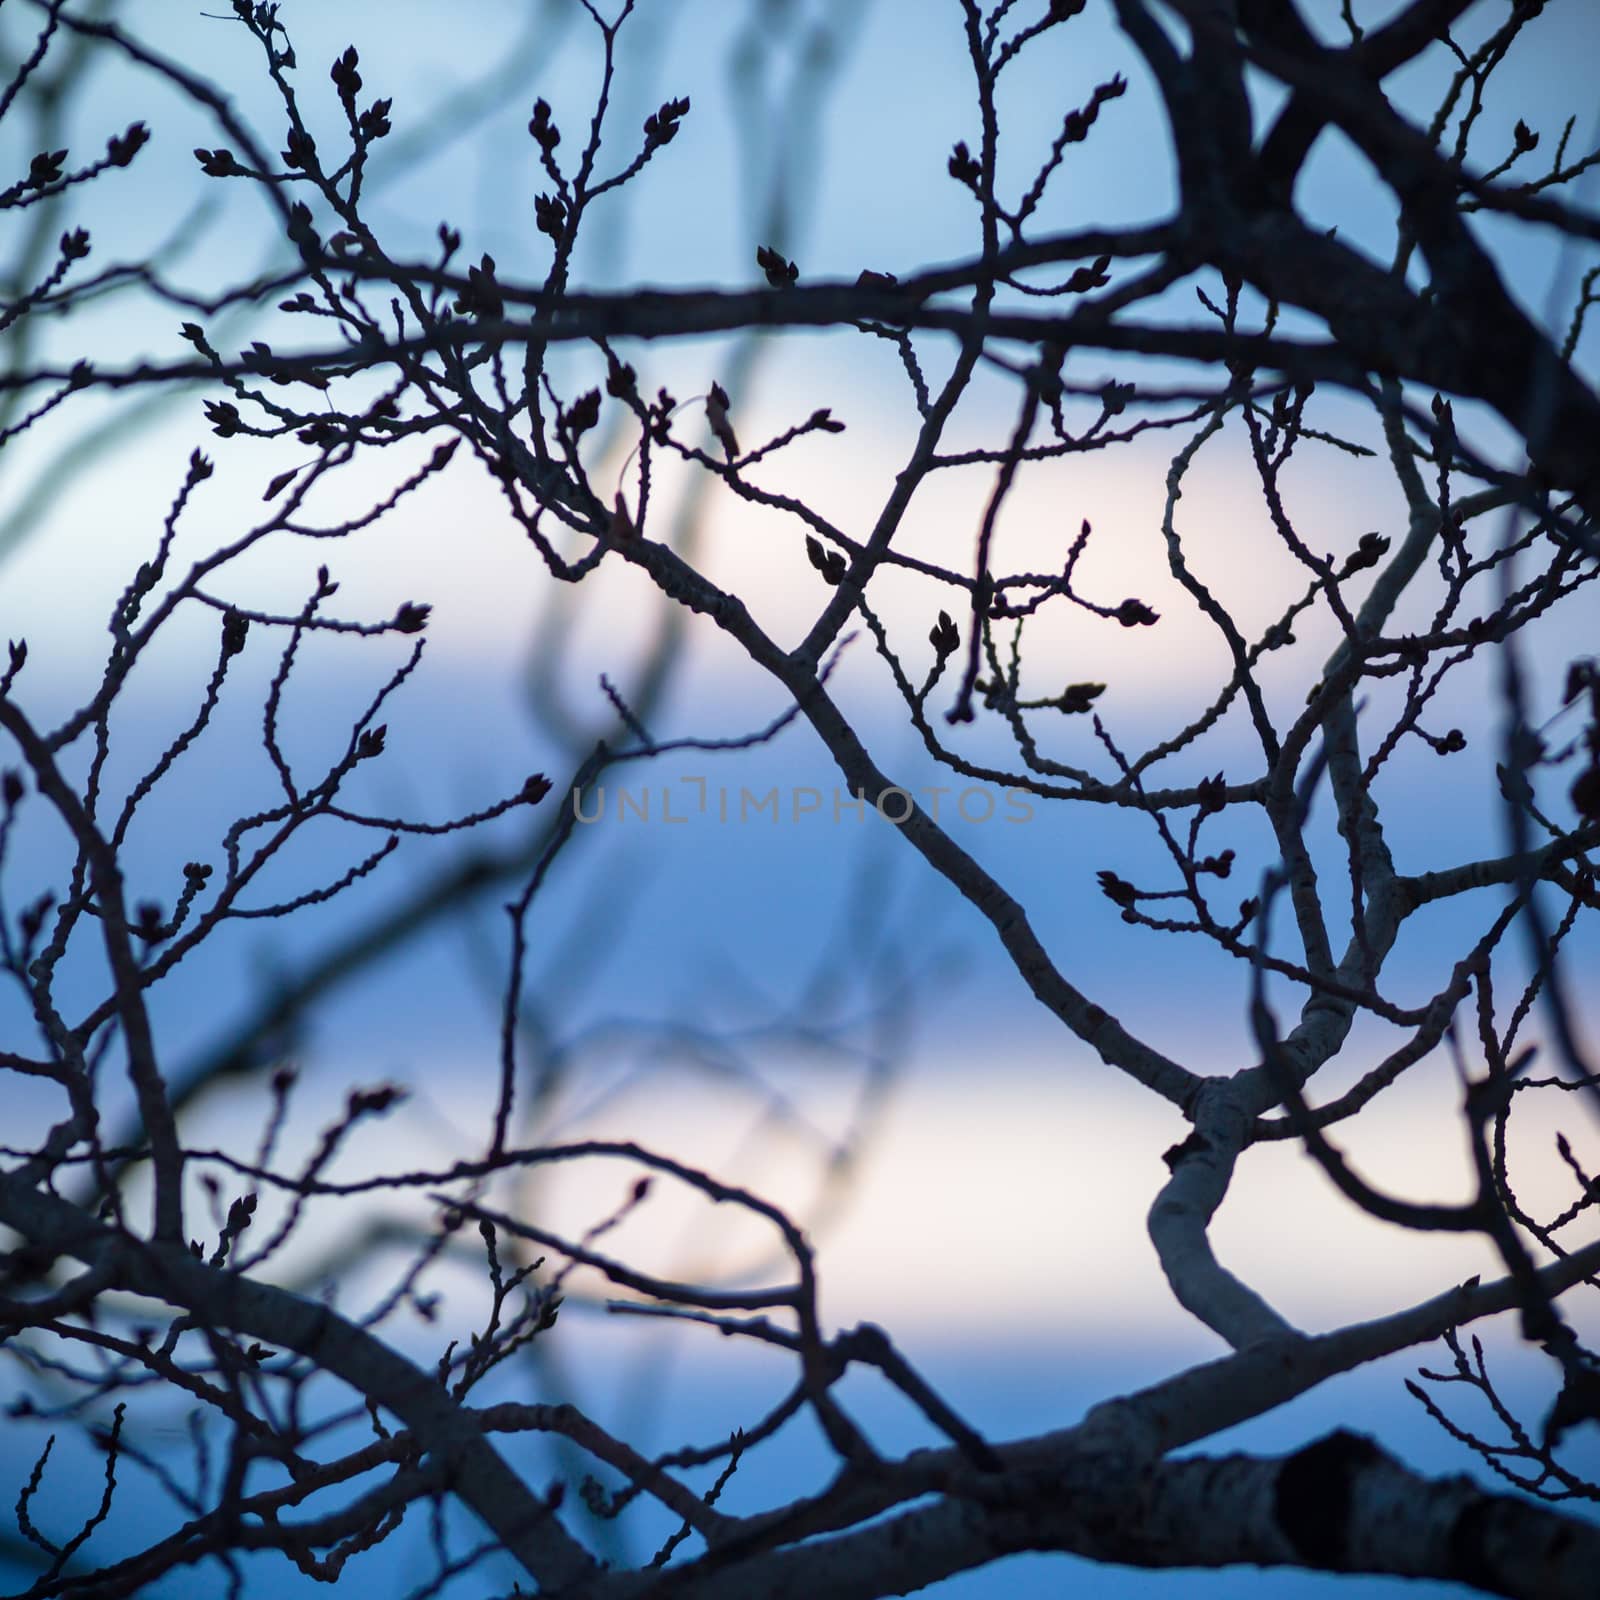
[3,1,1599,1594]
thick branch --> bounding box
[1147,1080,1298,1348]
[0,1171,597,1590]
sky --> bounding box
[2,1,1600,1595]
